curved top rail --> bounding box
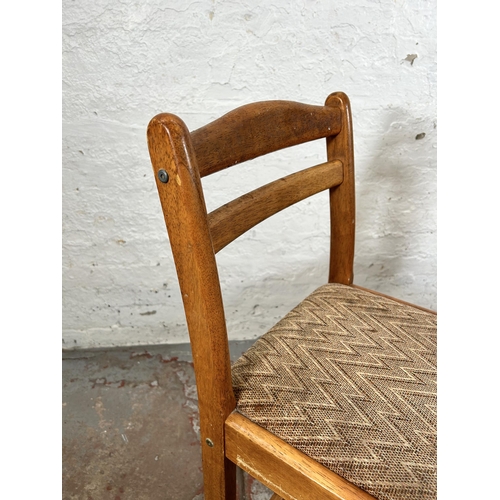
[190,100,342,177]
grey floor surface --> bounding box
[62,342,272,500]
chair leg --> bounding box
[223,457,237,500]
[270,495,283,500]
[201,445,237,500]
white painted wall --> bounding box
[63,0,436,349]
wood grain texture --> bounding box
[208,160,343,253]
[191,100,342,177]
[225,412,375,500]
[147,96,423,500]
[147,113,236,500]
[325,92,356,285]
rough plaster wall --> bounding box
[63,0,436,349]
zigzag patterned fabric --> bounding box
[232,283,437,500]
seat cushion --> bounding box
[232,283,437,500]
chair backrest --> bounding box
[146,92,355,465]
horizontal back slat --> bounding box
[191,101,342,177]
[208,160,343,253]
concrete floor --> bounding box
[62,343,272,500]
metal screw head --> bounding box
[158,169,169,183]
[205,438,214,447]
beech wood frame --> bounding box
[147,93,387,500]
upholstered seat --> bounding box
[232,284,437,500]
